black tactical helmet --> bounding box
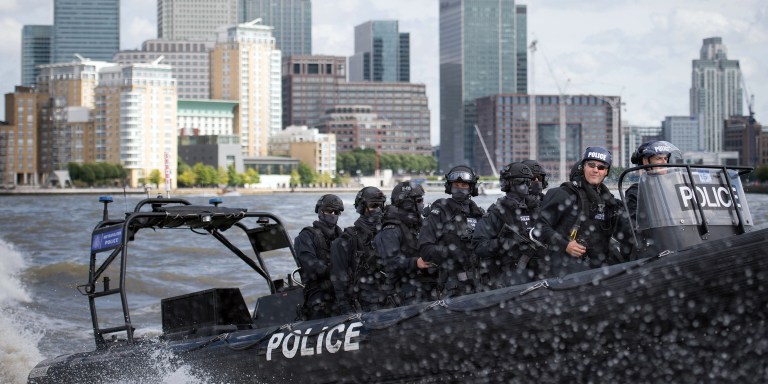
[522,159,548,189]
[630,140,681,165]
[499,162,534,192]
[444,165,479,196]
[354,186,386,214]
[391,181,425,207]
[314,194,344,214]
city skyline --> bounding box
[1,0,767,148]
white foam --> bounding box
[0,240,31,304]
[0,239,44,384]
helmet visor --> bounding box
[446,171,474,183]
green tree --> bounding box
[98,162,116,181]
[68,162,81,180]
[148,169,162,187]
[178,169,197,187]
[333,173,350,186]
[290,169,301,187]
[80,164,96,185]
[317,172,333,185]
[115,164,128,182]
[193,163,209,186]
[217,167,229,187]
[297,162,316,185]
[244,168,260,185]
[227,165,243,187]
[91,163,105,182]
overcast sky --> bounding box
[1,0,766,146]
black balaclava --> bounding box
[529,179,543,195]
[451,185,471,203]
[318,212,339,227]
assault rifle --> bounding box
[499,224,547,251]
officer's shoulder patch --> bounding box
[383,224,397,230]
[430,208,441,215]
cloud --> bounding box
[121,17,156,51]
[120,0,156,50]
[0,0,20,12]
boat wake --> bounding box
[0,238,219,384]
[0,239,44,384]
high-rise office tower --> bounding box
[52,0,119,63]
[690,37,743,153]
[21,25,52,86]
[240,0,311,57]
[283,55,431,156]
[211,19,282,157]
[439,0,527,172]
[114,40,215,100]
[157,0,239,41]
[662,116,700,153]
[349,20,410,82]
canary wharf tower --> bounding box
[439,0,527,172]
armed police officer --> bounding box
[522,159,548,206]
[473,162,545,289]
[534,147,632,277]
[294,194,344,319]
[330,186,388,313]
[625,141,681,223]
[418,165,485,297]
[374,181,436,305]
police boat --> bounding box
[28,164,768,383]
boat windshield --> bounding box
[634,166,753,230]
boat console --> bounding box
[619,164,753,259]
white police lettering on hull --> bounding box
[676,184,741,211]
[266,321,363,361]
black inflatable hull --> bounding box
[29,227,768,383]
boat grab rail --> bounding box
[86,205,298,348]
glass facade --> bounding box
[52,0,119,64]
[241,0,312,57]
[157,0,238,41]
[475,94,619,178]
[283,56,431,155]
[350,21,410,83]
[662,116,700,153]
[114,40,215,100]
[439,0,527,172]
[21,25,52,87]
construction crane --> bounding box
[741,72,756,124]
[740,72,757,169]
[528,40,538,161]
[538,42,571,183]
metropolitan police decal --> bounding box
[91,224,123,253]
[675,183,741,211]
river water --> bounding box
[1,191,767,383]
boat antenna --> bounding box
[123,184,128,213]
[164,152,172,198]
